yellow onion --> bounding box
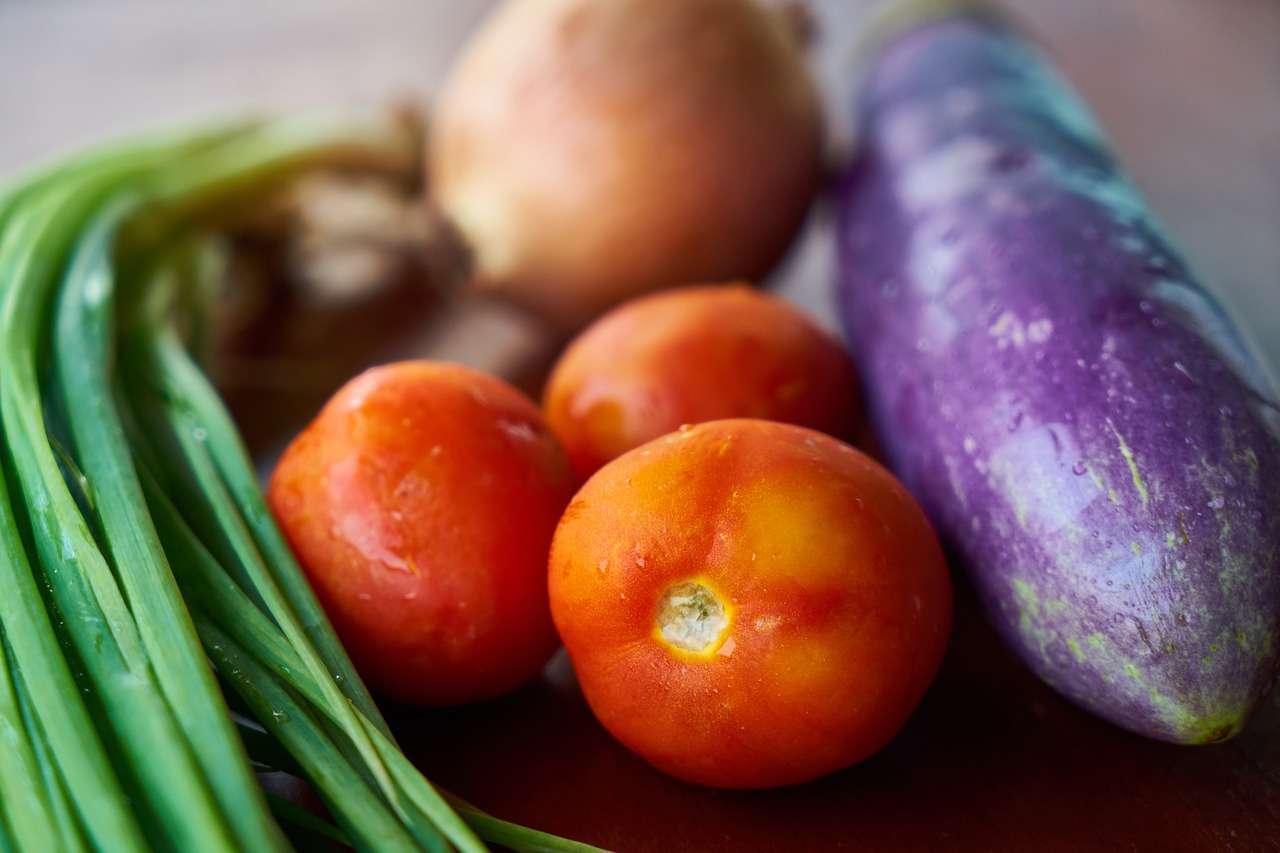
[429,0,825,330]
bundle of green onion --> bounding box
[0,110,602,853]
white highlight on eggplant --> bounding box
[881,106,933,160]
[989,312,1053,349]
[989,311,1021,348]
[907,217,965,296]
[988,422,1102,535]
[1028,319,1054,343]
[899,137,1001,214]
[904,216,967,347]
[921,301,961,347]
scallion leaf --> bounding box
[0,106,611,853]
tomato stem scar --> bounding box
[657,581,729,652]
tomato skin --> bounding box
[548,419,952,788]
[268,361,576,706]
[542,283,859,478]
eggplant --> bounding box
[834,2,1280,742]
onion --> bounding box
[429,0,825,330]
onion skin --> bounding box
[429,0,825,330]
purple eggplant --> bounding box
[834,3,1280,742]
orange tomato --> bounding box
[548,418,952,788]
[268,360,577,706]
[542,283,859,478]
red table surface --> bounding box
[389,584,1280,852]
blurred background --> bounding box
[2,3,1278,849]
[0,0,1276,374]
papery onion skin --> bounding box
[429,0,826,330]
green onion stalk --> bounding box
[0,109,609,853]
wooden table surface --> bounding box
[2,1,1279,851]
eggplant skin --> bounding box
[835,11,1280,743]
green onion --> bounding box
[3,151,252,853]
[262,790,354,851]
[0,176,155,853]
[0,631,62,853]
[55,194,289,851]
[0,108,611,852]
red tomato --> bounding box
[548,419,952,788]
[542,283,859,478]
[268,360,577,706]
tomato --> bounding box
[542,283,859,478]
[548,419,952,788]
[267,360,577,706]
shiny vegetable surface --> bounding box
[834,3,1280,743]
[269,360,578,707]
[543,283,859,478]
[549,418,952,788]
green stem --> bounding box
[0,197,149,853]
[54,193,287,852]
[0,104,605,853]
[0,628,64,852]
[262,791,352,850]
[201,620,433,853]
[0,157,241,853]
[138,457,479,853]
[120,320,416,804]
[12,667,87,853]
[142,459,605,853]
